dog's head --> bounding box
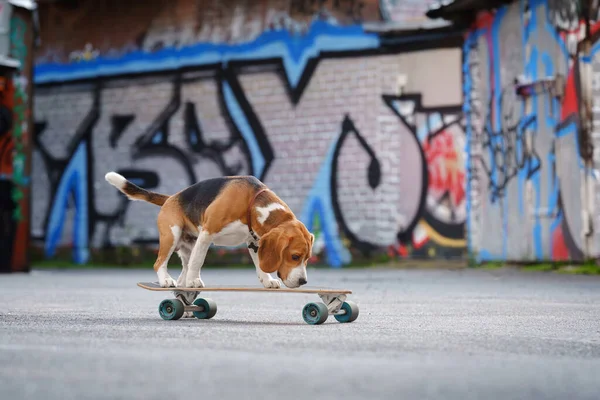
[257,220,314,288]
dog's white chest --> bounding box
[211,220,250,246]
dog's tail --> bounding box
[104,172,169,207]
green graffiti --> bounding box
[11,187,23,201]
[12,206,23,221]
[9,15,29,222]
[10,17,28,62]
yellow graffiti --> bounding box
[419,219,466,248]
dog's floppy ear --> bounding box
[258,227,289,273]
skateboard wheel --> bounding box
[158,298,185,321]
[302,302,328,325]
[334,300,359,323]
[192,298,217,319]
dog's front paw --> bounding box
[261,277,281,289]
[159,276,177,288]
[186,278,205,288]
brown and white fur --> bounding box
[104,172,314,289]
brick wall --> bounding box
[32,0,466,266]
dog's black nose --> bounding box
[298,278,307,286]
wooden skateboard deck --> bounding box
[137,281,352,295]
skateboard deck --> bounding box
[137,281,352,294]
[137,281,359,325]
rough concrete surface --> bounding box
[1,266,600,400]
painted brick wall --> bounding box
[32,0,466,266]
[464,0,600,262]
[33,0,600,266]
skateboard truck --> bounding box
[174,291,200,318]
[175,291,198,306]
[318,293,347,315]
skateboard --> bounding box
[137,282,359,325]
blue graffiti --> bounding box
[527,0,568,259]
[33,20,380,267]
[464,0,572,261]
[300,136,351,268]
[463,28,482,261]
[489,5,510,260]
[221,81,266,179]
[45,142,89,264]
[34,21,380,87]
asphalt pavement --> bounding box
[1,266,600,400]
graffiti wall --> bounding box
[465,0,600,262]
[32,0,465,266]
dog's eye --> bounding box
[292,254,300,261]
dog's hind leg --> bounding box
[154,207,182,287]
[175,244,191,287]
[185,231,212,288]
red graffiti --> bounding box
[551,225,569,261]
[551,28,580,259]
[0,79,14,178]
[422,129,465,208]
[0,135,13,176]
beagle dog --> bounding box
[104,172,314,289]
